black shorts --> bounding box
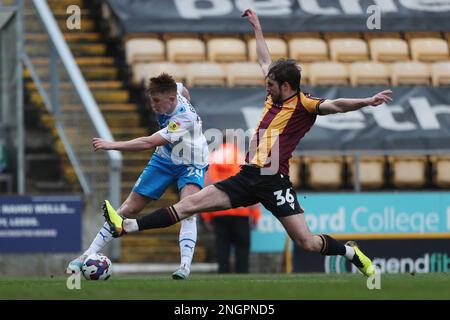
[214,165,303,218]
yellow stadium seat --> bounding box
[248,38,288,62]
[430,155,450,188]
[303,156,344,190]
[388,156,428,188]
[166,38,206,62]
[431,61,450,86]
[410,38,450,62]
[329,38,369,62]
[391,61,430,85]
[346,156,385,189]
[369,38,409,62]
[125,38,165,64]
[289,156,302,189]
[349,62,390,86]
[309,62,349,86]
[288,38,328,62]
[404,31,442,42]
[131,62,185,85]
[185,62,226,87]
[207,38,247,62]
[226,62,265,87]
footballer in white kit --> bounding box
[134,82,209,199]
[67,74,209,280]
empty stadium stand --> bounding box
[119,26,450,193]
[121,32,450,88]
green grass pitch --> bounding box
[0,273,449,300]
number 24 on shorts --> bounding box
[187,167,203,178]
[273,188,295,208]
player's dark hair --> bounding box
[267,59,301,91]
[147,73,177,96]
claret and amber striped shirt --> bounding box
[245,91,324,176]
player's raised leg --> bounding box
[66,192,150,273]
[103,185,232,236]
[279,214,375,277]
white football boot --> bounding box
[172,264,190,280]
[66,254,87,274]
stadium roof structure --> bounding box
[105,0,450,34]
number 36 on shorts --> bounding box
[273,188,295,207]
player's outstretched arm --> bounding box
[92,132,169,152]
[242,9,272,76]
[318,89,393,115]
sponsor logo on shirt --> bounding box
[168,121,181,132]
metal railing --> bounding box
[22,0,122,212]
